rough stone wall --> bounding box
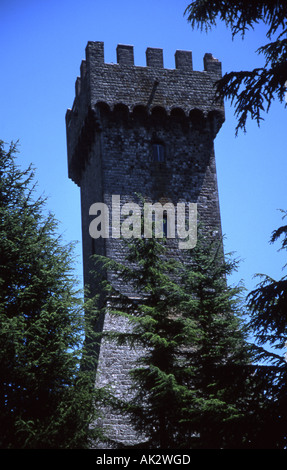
[65,41,225,448]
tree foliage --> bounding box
[247,211,287,365]
[243,212,287,449]
[0,141,100,448]
[185,0,287,133]
[95,225,253,448]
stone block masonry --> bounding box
[65,41,225,448]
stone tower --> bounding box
[65,41,225,448]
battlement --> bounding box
[83,40,222,70]
[66,41,225,185]
[67,41,224,115]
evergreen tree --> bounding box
[185,0,287,134]
[95,224,251,448]
[244,212,287,449]
[176,234,251,448]
[247,211,287,359]
[0,141,100,448]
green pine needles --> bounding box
[93,217,251,448]
[185,0,287,134]
[0,141,101,448]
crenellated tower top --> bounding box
[66,41,225,185]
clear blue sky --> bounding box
[1,0,286,297]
